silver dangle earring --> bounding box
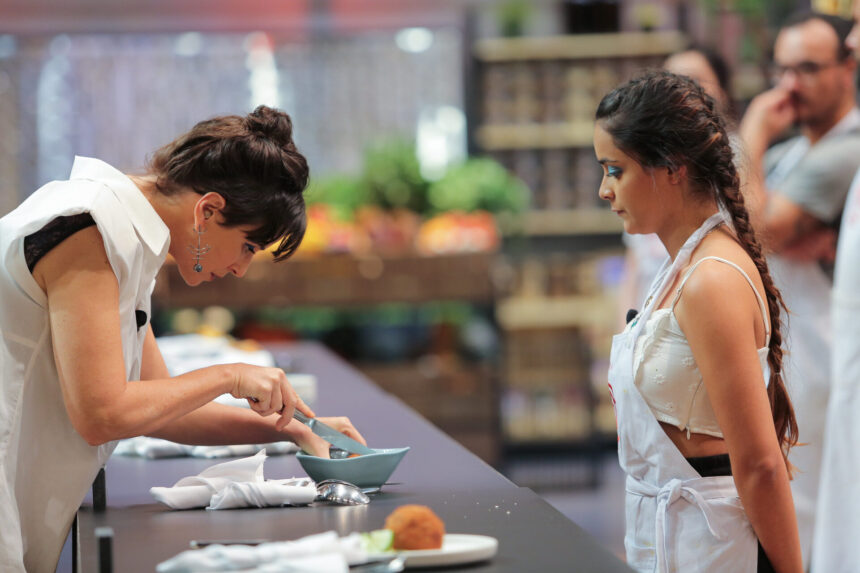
[188,225,211,273]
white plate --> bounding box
[371,534,498,568]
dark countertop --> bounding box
[77,342,630,572]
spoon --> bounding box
[316,480,370,505]
[329,447,352,459]
[317,478,381,495]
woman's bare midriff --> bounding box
[660,422,729,459]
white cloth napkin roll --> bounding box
[114,437,299,459]
[150,450,316,510]
[209,480,316,510]
[114,437,191,459]
[156,531,367,572]
[190,442,299,459]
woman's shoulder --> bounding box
[692,229,762,282]
[31,224,112,293]
[677,236,766,321]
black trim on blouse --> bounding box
[24,214,96,272]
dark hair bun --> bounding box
[246,105,296,148]
[148,105,309,262]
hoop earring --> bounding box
[188,226,211,273]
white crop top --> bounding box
[633,256,771,439]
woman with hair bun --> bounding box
[595,72,801,572]
[0,106,365,572]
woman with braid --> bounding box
[596,71,801,572]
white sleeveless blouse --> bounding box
[632,256,771,439]
[0,157,169,572]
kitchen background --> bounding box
[0,0,841,561]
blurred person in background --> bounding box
[619,46,736,324]
[664,45,735,118]
[597,71,801,572]
[812,3,860,570]
[0,105,365,572]
[738,12,860,566]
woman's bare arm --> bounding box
[35,226,310,445]
[676,261,802,573]
[136,301,365,457]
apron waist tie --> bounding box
[626,476,737,573]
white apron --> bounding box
[811,172,860,572]
[0,157,169,572]
[609,213,758,572]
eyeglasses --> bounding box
[769,60,844,83]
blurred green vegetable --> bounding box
[305,175,371,221]
[497,0,531,37]
[360,529,394,554]
[361,139,430,213]
[427,158,529,216]
[307,141,529,227]
[255,306,342,334]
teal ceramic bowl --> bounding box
[296,447,410,488]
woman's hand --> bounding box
[228,364,315,431]
[287,416,368,458]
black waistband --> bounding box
[685,453,731,477]
[683,453,776,572]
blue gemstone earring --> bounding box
[188,225,211,273]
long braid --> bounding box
[596,70,799,473]
[702,97,799,474]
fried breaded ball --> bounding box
[384,504,445,550]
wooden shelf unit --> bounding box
[496,293,616,331]
[152,251,497,309]
[473,31,687,63]
[522,209,623,236]
[467,32,677,468]
[476,121,594,151]
[471,30,687,215]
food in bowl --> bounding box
[385,504,445,550]
[296,446,410,488]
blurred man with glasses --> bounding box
[812,4,860,571]
[739,11,860,570]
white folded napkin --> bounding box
[156,531,366,573]
[114,437,299,460]
[208,479,316,510]
[150,450,315,510]
[189,442,299,459]
[114,437,192,459]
